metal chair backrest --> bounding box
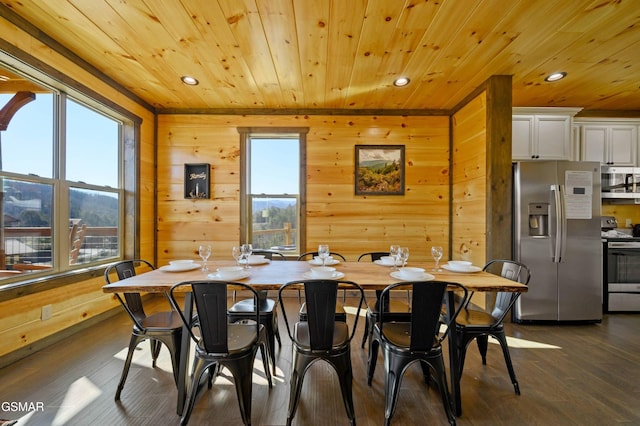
[278,279,365,350]
[379,280,468,350]
[104,259,155,326]
[482,259,531,323]
[357,252,389,262]
[305,280,339,349]
[170,280,261,354]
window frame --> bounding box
[238,127,308,257]
[0,52,140,293]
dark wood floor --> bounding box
[1,294,639,425]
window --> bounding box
[0,59,130,284]
[239,128,308,256]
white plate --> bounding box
[207,270,251,280]
[159,263,201,272]
[307,258,341,266]
[374,259,397,267]
[442,264,482,273]
[390,271,435,281]
[302,271,345,279]
[239,258,271,265]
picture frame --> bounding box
[184,163,210,199]
[355,145,405,195]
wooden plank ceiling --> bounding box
[0,0,639,112]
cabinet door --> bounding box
[512,115,534,159]
[609,126,637,166]
[535,115,571,160]
[581,126,608,164]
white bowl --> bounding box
[169,259,194,266]
[398,267,426,279]
[217,266,244,279]
[310,266,336,278]
[379,256,396,265]
[248,254,265,262]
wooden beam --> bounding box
[0,91,35,130]
[485,75,513,261]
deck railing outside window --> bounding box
[2,226,118,275]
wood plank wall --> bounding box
[451,92,488,266]
[156,114,450,264]
[0,16,156,363]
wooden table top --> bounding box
[102,260,528,293]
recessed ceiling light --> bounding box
[181,75,199,86]
[393,77,410,87]
[544,72,567,82]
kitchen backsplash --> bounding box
[602,204,640,228]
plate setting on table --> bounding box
[239,254,271,266]
[442,260,482,273]
[374,256,398,267]
[303,266,345,280]
[208,266,251,281]
[307,257,341,266]
[390,267,435,281]
[303,271,345,279]
[159,260,201,272]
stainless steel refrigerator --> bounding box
[513,161,602,322]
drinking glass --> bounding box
[318,244,330,267]
[198,244,211,272]
[232,246,241,266]
[431,246,443,271]
[389,245,400,271]
[240,243,253,269]
[398,246,409,268]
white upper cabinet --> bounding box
[579,123,638,166]
[512,108,582,161]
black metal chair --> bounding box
[357,251,411,348]
[454,259,531,395]
[367,280,468,426]
[169,280,273,426]
[104,259,183,401]
[277,279,365,426]
[228,249,284,374]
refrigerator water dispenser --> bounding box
[528,203,549,237]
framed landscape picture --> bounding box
[355,145,405,195]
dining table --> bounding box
[102,259,528,417]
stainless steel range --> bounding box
[602,216,640,313]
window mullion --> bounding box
[56,93,68,269]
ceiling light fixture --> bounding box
[544,72,567,82]
[181,75,199,86]
[393,77,410,87]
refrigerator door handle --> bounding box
[558,184,567,262]
[550,184,565,263]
